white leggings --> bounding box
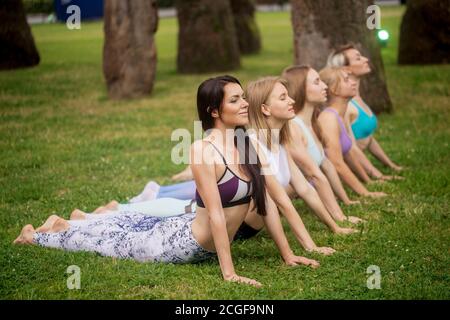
[84,197,196,220]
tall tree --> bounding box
[290,0,392,113]
[230,0,261,55]
[176,0,240,73]
[0,0,40,70]
[103,0,159,99]
[399,0,450,65]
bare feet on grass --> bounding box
[35,215,60,232]
[70,209,86,220]
[51,218,70,233]
[171,166,193,182]
[13,225,35,245]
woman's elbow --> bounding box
[310,171,327,186]
[208,211,227,229]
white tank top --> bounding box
[255,139,291,188]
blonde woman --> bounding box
[327,44,403,174]
[282,65,363,224]
[240,76,357,236]
[317,67,387,198]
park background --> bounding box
[0,2,449,299]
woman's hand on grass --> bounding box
[366,191,387,198]
[346,216,366,224]
[307,246,336,256]
[345,199,361,205]
[224,274,262,288]
[284,255,320,268]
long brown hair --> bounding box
[196,75,266,216]
[282,65,325,147]
[245,76,292,150]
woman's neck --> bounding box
[263,117,284,150]
[352,75,362,98]
[210,123,236,152]
[297,102,315,126]
[328,96,350,117]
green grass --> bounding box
[1,7,449,299]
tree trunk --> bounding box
[103,0,158,100]
[176,0,240,74]
[290,0,392,114]
[230,0,261,55]
[0,0,40,70]
[398,0,450,65]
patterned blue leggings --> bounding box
[33,213,215,263]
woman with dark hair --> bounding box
[14,76,320,287]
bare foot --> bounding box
[171,166,193,182]
[392,165,403,172]
[70,209,86,220]
[105,200,119,211]
[93,206,106,214]
[50,218,70,233]
[36,215,60,232]
[13,225,35,245]
[93,200,119,214]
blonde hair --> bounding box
[326,43,356,67]
[246,76,291,150]
[319,67,346,97]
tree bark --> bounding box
[230,0,261,55]
[0,0,40,70]
[103,0,158,99]
[290,0,392,114]
[398,0,450,65]
[176,0,240,74]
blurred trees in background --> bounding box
[230,0,261,55]
[103,0,158,99]
[399,0,450,65]
[0,0,40,70]
[290,0,392,113]
[175,0,241,73]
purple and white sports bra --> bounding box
[195,142,253,208]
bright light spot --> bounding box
[378,30,389,41]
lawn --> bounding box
[0,6,449,299]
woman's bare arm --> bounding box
[190,141,260,287]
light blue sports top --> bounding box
[350,99,378,140]
[293,116,325,166]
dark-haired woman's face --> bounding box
[215,83,249,128]
[306,69,328,104]
[345,49,371,76]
